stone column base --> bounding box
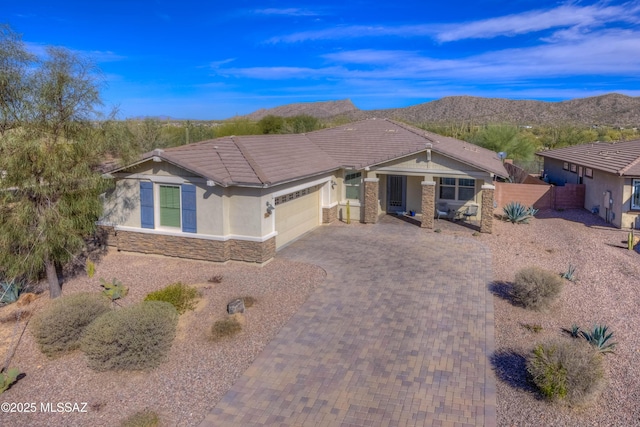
[421,181,436,229]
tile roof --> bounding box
[112,118,508,186]
[537,139,640,176]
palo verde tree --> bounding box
[0,25,121,298]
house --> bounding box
[538,139,640,229]
[99,118,508,263]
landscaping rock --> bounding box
[227,298,245,314]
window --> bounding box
[439,177,456,200]
[563,162,569,171]
[633,180,640,210]
[585,168,593,178]
[139,182,197,233]
[345,172,361,200]
[439,177,476,201]
[159,185,181,227]
[570,164,577,173]
[458,178,476,201]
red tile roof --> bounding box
[112,118,508,186]
[537,139,640,176]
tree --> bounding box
[0,25,119,298]
[472,124,536,162]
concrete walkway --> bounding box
[201,217,496,427]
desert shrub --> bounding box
[30,292,111,357]
[512,266,563,311]
[120,409,160,427]
[234,295,256,308]
[527,339,605,406]
[210,315,242,341]
[81,301,178,371]
[144,282,199,314]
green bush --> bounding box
[144,282,199,314]
[30,292,111,357]
[120,409,160,427]
[527,340,605,406]
[512,266,563,311]
[210,316,242,341]
[81,301,178,371]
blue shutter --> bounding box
[181,184,197,233]
[140,181,154,229]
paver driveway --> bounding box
[201,216,496,427]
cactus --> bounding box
[0,368,20,394]
[100,278,128,301]
[502,201,537,224]
[346,200,351,224]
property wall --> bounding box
[494,182,552,211]
[494,182,585,212]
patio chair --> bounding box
[461,204,479,221]
[436,202,449,220]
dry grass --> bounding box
[210,314,243,342]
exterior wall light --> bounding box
[266,201,275,215]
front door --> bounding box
[387,175,406,213]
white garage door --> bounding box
[275,186,320,249]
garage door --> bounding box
[275,186,320,249]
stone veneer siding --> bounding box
[421,181,436,229]
[99,226,275,263]
[480,185,495,234]
[363,178,380,224]
[322,205,338,224]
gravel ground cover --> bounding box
[479,209,640,427]
[0,253,325,426]
[2,209,639,426]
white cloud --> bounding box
[253,8,320,17]
[267,1,640,44]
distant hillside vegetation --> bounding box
[241,99,358,120]
[236,94,640,127]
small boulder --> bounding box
[227,298,245,314]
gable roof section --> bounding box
[110,118,508,187]
[537,139,640,176]
[302,119,507,177]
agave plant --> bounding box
[581,324,617,354]
[561,264,577,282]
[0,368,20,394]
[562,323,581,338]
[503,201,537,224]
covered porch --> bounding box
[361,172,496,233]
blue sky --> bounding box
[4,1,640,119]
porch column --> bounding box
[420,181,436,229]
[480,184,495,233]
[363,178,379,224]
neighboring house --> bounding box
[538,139,640,229]
[100,118,508,263]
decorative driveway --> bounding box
[201,216,496,427]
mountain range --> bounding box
[238,93,640,127]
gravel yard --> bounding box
[480,209,640,427]
[0,254,325,426]
[1,209,639,426]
